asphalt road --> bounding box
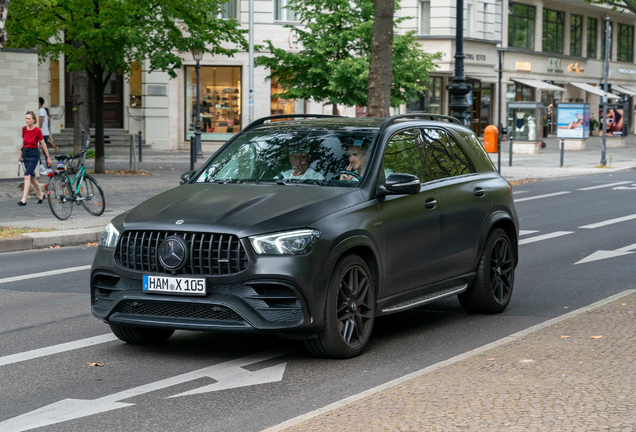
[1,169,635,432]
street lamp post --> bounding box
[601,17,611,167]
[192,48,204,170]
[446,0,472,127]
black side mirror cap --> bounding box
[378,173,420,196]
[180,170,196,185]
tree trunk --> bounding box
[90,64,107,173]
[0,0,10,48]
[332,103,338,115]
[72,71,90,154]
[367,0,394,118]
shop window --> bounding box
[406,76,443,114]
[542,9,564,54]
[570,14,582,57]
[601,21,613,60]
[618,23,634,63]
[420,0,430,35]
[220,0,238,20]
[468,81,493,136]
[275,0,297,22]
[587,17,597,58]
[507,83,533,102]
[271,76,295,116]
[50,60,60,106]
[185,66,242,139]
[130,62,142,107]
[508,3,535,50]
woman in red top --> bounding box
[18,111,51,205]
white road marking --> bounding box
[0,334,118,367]
[577,181,632,190]
[513,190,529,195]
[575,243,636,265]
[0,347,294,432]
[578,214,636,229]
[518,231,574,245]
[614,184,636,190]
[0,265,91,285]
[262,290,636,432]
[514,191,571,202]
[519,230,539,236]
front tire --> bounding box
[305,254,375,359]
[109,324,175,345]
[80,174,106,216]
[458,228,515,314]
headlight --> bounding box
[99,223,120,248]
[249,229,320,255]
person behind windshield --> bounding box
[340,140,369,181]
[281,146,324,180]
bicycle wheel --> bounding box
[79,175,106,216]
[48,174,73,220]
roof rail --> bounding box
[378,113,462,134]
[241,114,343,134]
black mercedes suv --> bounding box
[92,113,519,358]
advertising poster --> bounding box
[557,104,590,139]
[599,105,625,137]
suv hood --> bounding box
[123,183,364,237]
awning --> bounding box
[511,78,565,91]
[569,82,621,99]
[616,85,636,96]
[468,75,513,85]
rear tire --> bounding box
[109,324,175,345]
[458,228,515,314]
[48,174,73,220]
[80,174,106,216]
[304,254,375,359]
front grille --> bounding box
[117,301,243,321]
[115,231,248,275]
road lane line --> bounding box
[261,290,636,432]
[519,230,539,236]
[514,191,571,202]
[518,231,574,245]
[578,213,636,229]
[0,265,91,285]
[0,334,118,367]
[577,181,632,190]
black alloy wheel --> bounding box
[305,254,375,359]
[458,228,515,314]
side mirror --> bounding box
[180,170,196,185]
[377,173,420,196]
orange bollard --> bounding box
[484,125,498,153]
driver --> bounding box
[282,146,324,180]
[340,140,369,181]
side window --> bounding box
[449,135,476,175]
[381,129,425,182]
[459,131,497,171]
[420,128,475,181]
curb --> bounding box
[0,226,105,253]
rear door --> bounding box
[419,128,491,280]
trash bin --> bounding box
[484,125,498,153]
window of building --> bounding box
[406,76,443,114]
[185,66,242,140]
[506,83,534,102]
[587,17,597,58]
[466,0,473,37]
[420,0,430,35]
[601,21,613,60]
[618,23,634,62]
[275,0,297,22]
[508,3,535,49]
[570,14,583,56]
[543,9,565,54]
[50,60,60,106]
[220,0,238,19]
[130,62,142,107]
[382,130,425,182]
[271,76,298,116]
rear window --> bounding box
[458,132,497,171]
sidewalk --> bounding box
[1,136,635,252]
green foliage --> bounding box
[255,0,440,109]
[85,149,95,159]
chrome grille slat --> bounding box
[115,230,247,276]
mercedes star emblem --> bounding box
[158,236,188,271]
[175,220,184,225]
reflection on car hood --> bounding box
[123,183,364,237]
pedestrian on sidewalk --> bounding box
[38,97,59,153]
[18,111,50,206]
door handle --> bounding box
[424,197,437,209]
[473,187,486,197]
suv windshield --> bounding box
[195,129,378,187]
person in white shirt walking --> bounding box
[38,97,59,153]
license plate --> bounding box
[143,275,206,296]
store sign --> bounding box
[556,103,590,139]
[618,68,636,74]
[567,63,585,73]
[147,85,167,96]
[547,58,564,73]
[288,31,300,49]
[516,61,532,71]
[466,54,487,61]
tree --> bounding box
[586,0,636,14]
[255,0,440,117]
[368,0,394,118]
[7,0,247,172]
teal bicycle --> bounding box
[47,142,105,220]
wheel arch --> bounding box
[476,210,519,269]
[328,236,383,299]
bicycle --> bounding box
[47,141,106,220]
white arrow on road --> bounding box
[575,243,636,265]
[0,347,294,432]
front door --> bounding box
[65,69,124,129]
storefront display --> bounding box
[271,77,296,116]
[508,102,545,141]
[556,103,590,139]
[186,66,242,140]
